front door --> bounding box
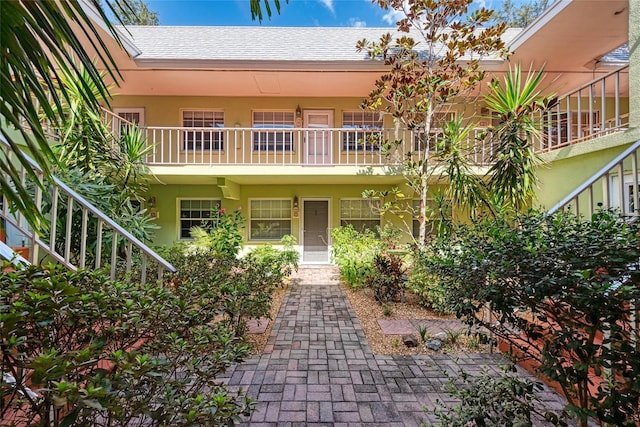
[303,110,333,165]
[303,200,329,263]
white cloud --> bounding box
[381,0,408,25]
[348,17,367,27]
[318,0,335,13]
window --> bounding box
[182,110,224,151]
[178,199,221,239]
[340,199,380,233]
[114,108,145,126]
[252,111,295,151]
[414,111,456,152]
[250,199,292,240]
[412,198,451,237]
[342,111,383,151]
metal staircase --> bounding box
[0,134,175,282]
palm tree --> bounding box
[0,0,283,232]
[484,64,555,212]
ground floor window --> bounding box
[340,199,380,233]
[179,199,221,239]
[250,199,292,240]
[412,198,451,238]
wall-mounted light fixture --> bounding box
[295,105,302,119]
[147,196,156,208]
[292,196,299,218]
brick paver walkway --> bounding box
[222,266,568,426]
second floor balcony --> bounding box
[104,66,630,169]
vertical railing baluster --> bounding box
[79,207,88,269]
[50,186,59,256]
[125,241,133,274]
[64,197,74,264]
[587,186,594,219]
[601,78,607,132]
[140,254,147,285]
[95,220,103,269]
[603,172,611,209]
[618,162,625,213]
[111,229,118,280]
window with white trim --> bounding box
[182,110,224,151]
[342,111,383,151]
[178,199,221,239]
[250,199,292,240]
[340,199,380,233]
[414,111,456,152]
[114,107,145,126]
[252,111,295,151]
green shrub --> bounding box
[245,235,299,286]
[427,209,640,426]
[190,206,245,259]
[431,365,568,426]
[331,225,381,287]
[366,252,406,303]
[0,263,252,426]
[405,249,451,313]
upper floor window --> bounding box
[182,110,224,151]
[414,111,456,152]
[252,111,295,152]
[342,111,383,151]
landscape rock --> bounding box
[425,339,443,351]
[432,332,448,342]
[402,334,418,348]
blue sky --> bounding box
[146,0,504,27]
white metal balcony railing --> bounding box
[534,65,630,152]
[103,66,629,167]
[0,134,176,283]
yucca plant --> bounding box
[483,64,556,212]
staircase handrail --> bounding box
[0,134,176,278]
[547,139,640,215]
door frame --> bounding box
[300,197,332,264]
[302,109,334,165]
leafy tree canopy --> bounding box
[493,0,550,28]
[110,0,159,25]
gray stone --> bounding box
[432,332,448,342]
[425,339,443,351]
[402,334,418,348]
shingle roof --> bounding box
[121,26,521,62]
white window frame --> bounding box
[339,198,380,232]
[252,110,295,152]
[181,109,225,151]
[177,198,221,240]
[249,198,293,241]
[113,107,145,126]
[341,111,383,152]
[414,111,457,152]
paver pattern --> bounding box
[222,266,568,426]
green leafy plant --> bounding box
[382,302,393,317]
[483,64,556,211]
[431,364,568,426]
[443,328,464,345]
[191,206,245,259]
[426,209,640,426]
[245,235,299,285]
[366,252,406,303]
[417,325,430,343]
[0,263,252,426]
[331,225,381,287]
[405,249,451,314]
